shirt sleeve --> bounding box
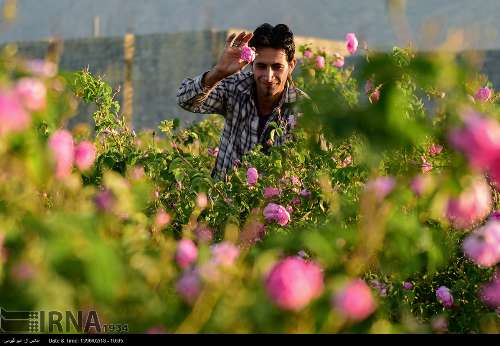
[176,71,230,117]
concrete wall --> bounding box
[13,30,227,130]
[8,30,500,132]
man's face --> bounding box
[252,47,296,98]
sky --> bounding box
[0,0,499,50]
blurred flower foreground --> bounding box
[0,34,499,334]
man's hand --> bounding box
[203,31,255,89]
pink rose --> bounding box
[333,53,345,68]
[265,257,324,311]
[94,189,115,212]
[290,176,301,186]
[474,86,492,102]
[428,144,443,156]
[15,78,47,112]
[240,45,256,64]
[463,220,500,267]
[176,269,201,305]
[364,80,380,103]
[0,90,31,135]
[365,176,396,201]
[333,279,376,321]
[303,50,313,58]
[448,111,500,170]
[315,56,325,69]
[48,130,75,179]
[345,33,359,55]
[300,189,312,198]
[436,286,454,309]
[247,167,259,186]
[263,203,291,226]
[446,178,492,229]
[480,275,500,309]
[403,282,414,290]
[421,156,433,174]
[155,209,171,227]
[263,187,281,199]
[74,141,96,171]
[211,242,240,267]
[176,239,198,269]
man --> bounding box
[177,23,306,180]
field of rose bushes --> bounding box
[0,33,499,334]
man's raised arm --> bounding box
[176,31,255,116]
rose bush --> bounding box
[0,34,498,334]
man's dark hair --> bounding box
[249,23,295,62]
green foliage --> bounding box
[0,42,498,334]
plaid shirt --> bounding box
[177,70,306,180]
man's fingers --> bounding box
[232,31,247,47]
[225,33,236,47]
[242,32,253,45]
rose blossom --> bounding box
[48,130,74,179]
[480,275,500,309]
[15,78,46,112]
[240,45,256,64]
[94,189,115,213]
[210,242,240,267]
[364,80,380,103]
[446,177,492,229]
[365,176,396,201]
[333,53,345,68]
[333,279,376,321]
[428,144,443,156]
[263,187,281,199]
[74,141,96,171]
[403,281,414,290]
[462,220,500,267]
[265,257,324,311]
[303,50,313,58]
[0,90,31,135]
[155,209,171,227]
[263,203,291,226]
[300,189,312,198]
[421,156,433,174]
[345,33,358,55]
[176,269,201,305]
[247,167,259,186]
[474,86,492,102]
[175,239,198,269]
[436,286,454,308]
[315,56,325,69]
[448,111,500,170]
